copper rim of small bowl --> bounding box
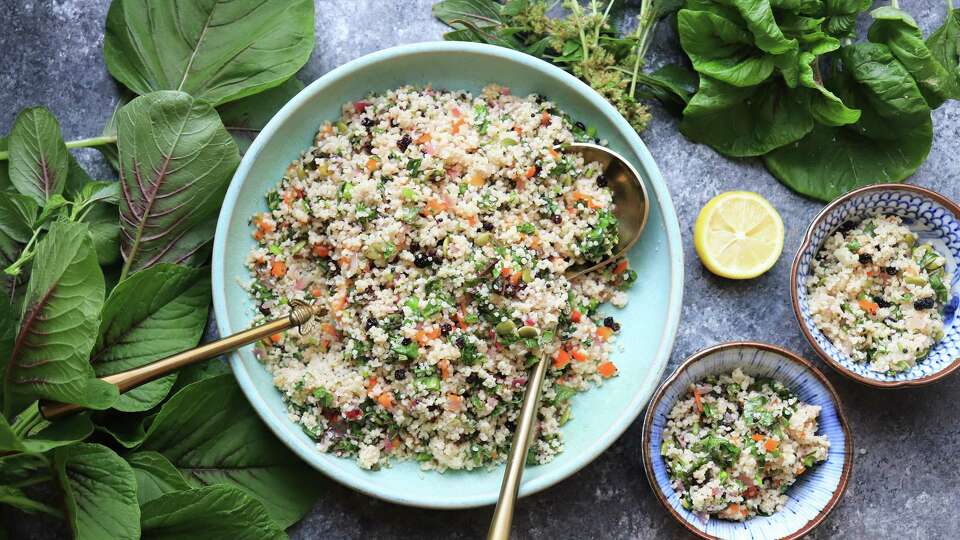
[790,183,960,388]
[641,341,854,540]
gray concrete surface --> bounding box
[2,0,958,538]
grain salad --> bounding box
[245,85,637,471]
[806,215,950,374]
[661,369,829,521]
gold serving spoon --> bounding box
[488,143,649,540]
[39,301,326,420]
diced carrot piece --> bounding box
[858,299,879,316]
[570,310,582,323]
[438,359,450,380]
[416,133,432,144]
[269,333,283,344]
[613,260,629,275]
[469,173,486,187]
[596,326,614,341]
[571,349,588,362]
[456,311,468,330]
[253,230,264,241]
[270,260,287,278]
[694,388,703,413]
[415,330,429,345]
[525,165,537,178]
[501,267,512,278]
[283,191,293,205]
[466,213,478,226]
[452,118,465,134]
[445,394,463,411]
[510,271,521,286]
[553,349,571,369]
[312,244,330,257]
[540,111,550,126]
[321,323,338,338]
[426,327,442,339]
[514,126,522,135]
[366,158,379,172]
[426,198,448,214]
[752,433,764,442]
[548,148,559,160]
[598,362,617,378]
[310,288,323,298]
[451,107,461,118]
[764,438,780,452]
[377,392,395,410]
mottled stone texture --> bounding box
[2,0,959,538]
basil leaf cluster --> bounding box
[0,1,321,538]
[675,0,960,201]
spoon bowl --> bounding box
[563,142,650,279]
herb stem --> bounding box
[0,135,117,161]
[890,0,899,7]
[3,226,42,277]
[948,0,954,11]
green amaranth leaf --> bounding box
[677,9,776,87]
[868,6,960,108]
[680,75,813,157]
[217,77,306,153]
[93,411,151,449]
[728,0,798,55]
[0,192,37,243]
[127,451,191,506]
[797,52,862,126]
[19,410,95,453]
[3,222,118,416]
[927,9,960,90]
[140,485,286,540]
[0,485,63,518]
[0,411,24,452]
[141,374,322,528]
[0,136,9,189]
[92,264,210,412]
[433,0,505,28]
[116,91,239,278]
[0,452,51,488]
[54,443,140,540]
[103,0,315,106]
[7,107,69,205]
[764,42,933,201]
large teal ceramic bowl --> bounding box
[211,42,683,508]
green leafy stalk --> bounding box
[0,135,118,161]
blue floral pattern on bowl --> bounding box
[642,343,853,540]
[792,185,960,387]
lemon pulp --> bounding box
[694,191,784,279]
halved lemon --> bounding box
[694,191,784,279]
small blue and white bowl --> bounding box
[792,184,960,387]
[642,342,853,540]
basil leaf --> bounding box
[127,451,190,505]
[140,485,286,540]
[3,222,118,416]
[0,452,51,487]
[7,107,69,205]
[868,6,960,108]
[103,0,315,106]
[678,9,775,87]
[54,443,140,540]
[765,43,933,201]
[0,485,63,518]
[92,264,210,412]
[680,75,813,156]
[141,374,322,528]
[116,91,239,277]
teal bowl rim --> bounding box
[211,41,684,508]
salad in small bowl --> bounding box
[641,342,852,540]
[792,184,960,387]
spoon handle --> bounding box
[487,355,550,540]
[38,301,321,420]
